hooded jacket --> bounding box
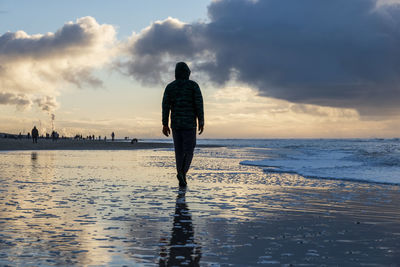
[162,62,204,129]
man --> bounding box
[31,126,39,144]
[162,62,204,187]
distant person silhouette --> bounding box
[111,132,115,141]
[162,62,204,187]
[31,126,39,144]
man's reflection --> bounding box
[31,152,38,161]
[31,152,38,172]
[159,188,201,266]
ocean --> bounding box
[146,138,400,185]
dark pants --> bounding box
[32,137,37,143]
[172,129,196,175]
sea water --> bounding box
[148,138,400,184]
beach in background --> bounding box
[0,138,173,151]
[0,139,399,265]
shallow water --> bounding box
[0,148,399,266]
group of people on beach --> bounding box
[29,127,58,143]
[28,127,119,143]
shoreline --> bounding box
[0,138,221,151]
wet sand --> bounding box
[0,138,222,151]
[0,148,399,265]
[0,138,174,151]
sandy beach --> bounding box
[0,144,399,265]
[0,138,174,151]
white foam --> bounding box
[240,139,400,185]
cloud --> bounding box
[0,92,31,109]
[202,86,400,138]
[119,17,205,84]
[0,16,117,111]
[290,104,359,118]
[209,86,359,123]
[123,0,400,116]
[34,96,58,112]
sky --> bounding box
[0,0,399,138]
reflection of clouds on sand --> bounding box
[0,153,97,265]
[159,188,201,266]
[0,149,399,265]
[29,151,56,180]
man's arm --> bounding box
[193,84,204,134]
[162,87,171,136]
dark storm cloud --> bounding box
[122,17,205,84]
[125,0,400,115]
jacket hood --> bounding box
[175,62,191,80]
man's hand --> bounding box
[198,124,204,135]
[162,125,171,137]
